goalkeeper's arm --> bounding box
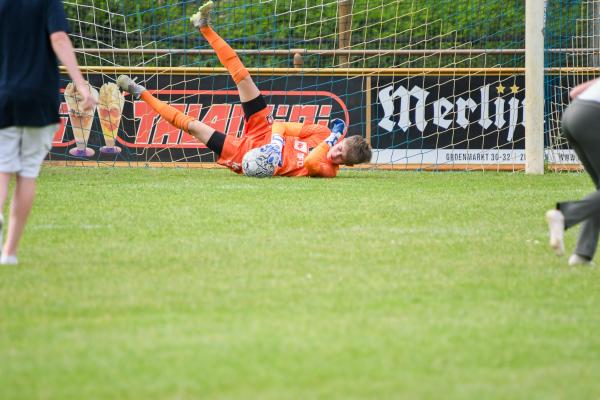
[304,119,346,177]
[272,122,311,138]
[264,134,284,167]
[305,143,334,177]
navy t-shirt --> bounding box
[0,0,70,128]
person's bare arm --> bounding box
[570,78,600,99]
[50,31,96,110]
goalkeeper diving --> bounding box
[116,1,371,178]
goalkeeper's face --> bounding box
[327,140,346,165]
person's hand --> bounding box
[69,82,97,116]
[263,145,282,167]
[78,89,98,114]
[326,118,346,146]
[258,134,284,167]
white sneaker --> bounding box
[0,254,18,265]
[568,254,595,266]
[546,209,565,256]
[191,1,213,28]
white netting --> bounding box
[51,1,591,170]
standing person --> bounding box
[546,77,600,266]
[0,0,96,265]
[117,1,371,178]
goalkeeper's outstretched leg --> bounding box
[116,75,226,155]
[116,73,282,178]
[190,1,261,104]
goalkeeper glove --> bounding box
[258,134,284,167]
[325,118,346,147]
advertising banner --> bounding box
[50,72,576,165]
[370,74,577,165]
[50,74,362,163]
[371,74,527,165]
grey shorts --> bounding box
[0,125,56,178]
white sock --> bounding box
[546,209,565,256]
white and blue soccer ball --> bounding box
[242,147,276,178]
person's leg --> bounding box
[0,125,55,263]
[193,1,261,102]
[568,139,599,187]
[116,76,214,140]
[116,75,227,155]
[0,173,11,252]
[0,173,10,214]
[566,129,600,262]
[572,216,600,262]
[558,191,600,233]
[139,90,199,132]
[555,170,600,253]
[559,103,600,228]
[0,126,21,211]
[1,175,35,259]
[188,120,226,154]
[0,126,23,258]
[552,100,600,260]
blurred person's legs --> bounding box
[0,125,55,264]
[0,173,10,254]
[553,100,600,263]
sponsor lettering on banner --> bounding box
[370,74,577,165]
[371,76,526,151]
[377,83,522,142]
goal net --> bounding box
[545,0,598,171]
[51,0,589,171]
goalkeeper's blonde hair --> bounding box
[344,135,372,165]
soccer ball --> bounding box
[242,147,276,178]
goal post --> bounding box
[525,0,545,174]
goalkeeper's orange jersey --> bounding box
[273,122,340,178]
[218,107,340,177]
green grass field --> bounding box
[1,167,599,399]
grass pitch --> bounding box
[1,167,600,399]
